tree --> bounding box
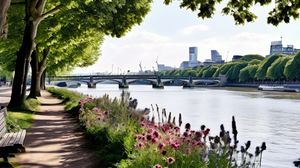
[255,54,282,80]
[0,0,11,39]
[226,62,248,82]
[164,0,300,26]
[284,52,300,80]
[240,54,264,62]
[239,64,259,82]
[266,56,291,80]
[202,65,219,78]
[3,0,152,106]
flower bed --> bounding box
[49,88,266,168]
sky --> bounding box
[73,1,300,74]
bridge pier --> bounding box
[183,75,195,88]
[152,82,164,89]
[119,76,129,89]
[153,75,164,89]
[88,83,96,88]
[119,83,129,89]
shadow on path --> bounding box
[15,92,103,168]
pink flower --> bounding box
[153,164,162,168]
[171,142,180,150]
[158,143,165,150]
[166,157,175,164]
[152,138,158,144]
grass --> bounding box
[6,98,39,131]
[47,87,84,112]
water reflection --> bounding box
[69,84,300,168]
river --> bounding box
[69,84,300,168]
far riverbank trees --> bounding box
[160,52,300,82]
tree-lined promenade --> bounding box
[1,0,300,109]
[1,0,300,167]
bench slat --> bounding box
[14,130,26,145]
[0,133,15,147]
[0,133,12,147]
[7,132,20,146]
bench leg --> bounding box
[3,156,8,162]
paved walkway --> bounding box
[12,91,101,168]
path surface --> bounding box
[14,91,101,168]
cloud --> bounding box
[182,24,209,35]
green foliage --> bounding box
[240,54,265,62]
[164,0,300,26]
[267,56,291,80]
[78,92,140,167]
[6,110,35,131]
[248,59,261,65]
[6,99,38,131]
[202,65,219,78]
[239,65,259,82]
[255,54,282,80]
[47,87,84,112]
[226,62,248,82]
[284,52,300,80]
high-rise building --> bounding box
[189,47,198,62]
[270,40,299,55]
[270,41,283,55]
[180,47,201,69]
[211,50,223,62]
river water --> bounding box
[69,84,300,168]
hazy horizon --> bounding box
[73,1,300,74]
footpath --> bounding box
[1,88,101,168]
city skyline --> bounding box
[73,1,300,74]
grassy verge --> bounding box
[6,98,39,131]
[47,87,84,113]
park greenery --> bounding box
[160,52,300,82]
[48,87,267,168]
[0,0,300,109]
[0,0,153,109]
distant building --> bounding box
[232,55,243,61]
[180,61,189,69]
[203,59,214,66]
[270,40,299,55]
[189,47,198,62]
[157,64,176,71]
[180,47,201,69]
[211,50,225,64]
[211,50,222,62]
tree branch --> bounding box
[11,0,25,5]
[36,0,47,14]
[41,4,63,20]
[39,47,50,71]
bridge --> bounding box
[50,74,227,89]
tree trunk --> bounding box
[0,0,11,39]
[28,47,48,98]
[40,70,46,90]
[8,2,42,108]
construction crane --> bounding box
[139,61,143,72]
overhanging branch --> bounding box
[41,4,63,20]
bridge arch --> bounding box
[94,79,123,85]
[127,79,157,85]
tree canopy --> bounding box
[255,54,282,80]
[164,0,300,26]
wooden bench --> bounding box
[0,107,26,162]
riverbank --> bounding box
[48,87,269,168]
